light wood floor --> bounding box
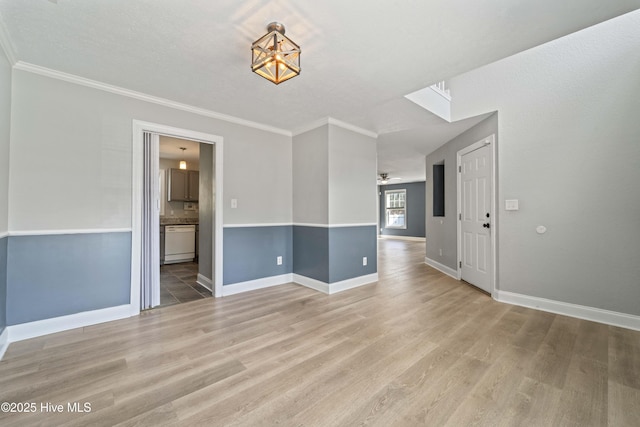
[1,239,638,426]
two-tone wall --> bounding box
[6,68,291,326]
[0,39,11,343]
[292,123,378,293]
[425,115,498,271]
[448,10,640,322]
[379,181,426,238]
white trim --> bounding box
[456,134,497,294]
[224,223,292,228]
[494,290,640,332]
[429,83,452,101]
[379,235,426,242]
[8,228,131,237]
[132,121,224,308]
[0,12,17,66]
[292,117,330,136]
[222,273,293,296]
[330,223,378,228]
[329,273,379,294]
[424,257,460,280]
[292,117,378,139]
[293,223,378,228]
[293,274,330,293]
[15,62,290,137]
[196,273,214,292]
[292,273,379,295]
[328,118,378,139]
[0,328,8,360]
[0,231,8,239]
[6,304,133,344]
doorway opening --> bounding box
[158,136,212,307]
[131,121,224,316]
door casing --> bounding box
[131,120,224,316]
[456,134,497,295]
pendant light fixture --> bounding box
[251,22,301,85]
[179,147,187,170]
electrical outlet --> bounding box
[277,256,283,265]
[439,249,443,256]
[363,257,367,266]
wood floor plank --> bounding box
[526,315,579,389]
[0,239,638,426]
[609,325,640,389]
[608,380,640,427]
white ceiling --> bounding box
[159,136,200,165]
[1,1,639,182]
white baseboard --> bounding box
[292,274,330,294]
[494,290,640,331]
[0,328,9,360]
[222,273,293,296]
[7,304,134,344]
[196,273,213,292]
[379,235,426,242]
[293,273,378,295]
[424,257,459,280]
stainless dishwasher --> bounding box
[164,225,196,264]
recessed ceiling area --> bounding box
[1,1,638,182]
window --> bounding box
[385,189,406,229]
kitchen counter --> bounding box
[160,217,199,226]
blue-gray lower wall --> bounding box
[379,182,426,238]
[0,237,7,335]
[328,226,377,283]
[293,226,329,283]
[6,232,132,325]
[223,226,293,285]
[294,225,377,284]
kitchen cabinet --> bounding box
[168,169,199,202]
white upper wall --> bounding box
[8,70,292,231]
[0,41,10,234]
[292,125,329,225]
[449,10,640,316]
[328,125,377,225]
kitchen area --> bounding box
[158,136,214,307]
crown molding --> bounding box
[292,117,378,139]
[13,61,292,137]
[291,117,330,136]
[0,12,17,66]
[328,117,378,139]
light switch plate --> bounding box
[505,199,519,211]
[231,199,238,209]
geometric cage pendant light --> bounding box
[251,22,301,85]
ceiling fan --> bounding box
[377,173,401,185]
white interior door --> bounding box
[142,132,160,309]
[459,142,493,293]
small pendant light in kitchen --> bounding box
[179,147,187,170]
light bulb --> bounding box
[179,161,187,170]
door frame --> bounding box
[131,120,224,316]
[456,134,497,295]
